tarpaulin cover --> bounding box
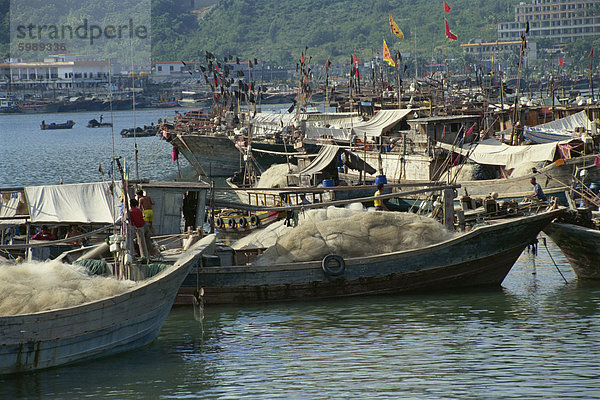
[352,109,412,138]
[0,193,24,228]
[250,113,299,137]
[298,145,376,177]
[437,138,579,170]
[523,110,591,143]
[24,182,123,224]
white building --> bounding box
[498,0,600,42]
[0,55,116,90]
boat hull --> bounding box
[544,222,600,279]
[0,236,214,374]
[171,134,242,177]
[184,210,561,304]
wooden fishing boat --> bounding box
[185,208,562,305]
[120,125,157,138]
[0,234,215,374]
[544,207,600,279]
[544,222,600,279]
[40,120,75,130]
[87,118,113,128]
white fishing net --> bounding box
[0,261,136,316]
[234,205,454,265]
[257,163,298,188]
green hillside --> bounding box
[152,0,520,63]
[2,0,600,70]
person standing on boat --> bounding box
[528,177,547,201]
[137,189,156,235]
[374,183,389,211]
[129,198,156,258]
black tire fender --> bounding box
[322,254,345,276]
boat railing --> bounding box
[214,184,461,212]
[0,224,115,250]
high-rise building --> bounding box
[498,0,600,42]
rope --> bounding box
[541,237,568,284]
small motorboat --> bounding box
[40,120,75,130]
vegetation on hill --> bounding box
[2,0,600,76]
[151,0,521,64]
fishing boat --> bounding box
[544,221,600,279]
[120,125,157,138]
[185,207,562,305]
[40,120,75,130]
[87,118,113,128]
[19,100,62,114]
[0,234,215,374]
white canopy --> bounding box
[250,113,299,137]
[523,110,591,143]
[352,109,412,138]
[24,182,123,224]
[0,193,24,228]
[437,138,577,170]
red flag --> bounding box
[558,57,564,66]
[442,126,446,137]
[466,66,471,72]
[445,19,457,41]
[591,49,594,58]
[465,125,474,137]
[301,53,305,64]
[326,57,331,68]
[352,54,360,63]
[444,1,451,12]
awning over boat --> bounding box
[352,109,412,138]
[297,145,376,177]
[437,138,579,170]
[250,113,300,137]
[523,110,591,143]
[303,113,362,141]
[0,193,25,227]
[24,182,123,224]
[304,125,352,141]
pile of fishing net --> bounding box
[0,260,136,316]
[234,204,454,265]
[257,163,298,188]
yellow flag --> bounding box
[383,40,396,67]
[389,12,404,40]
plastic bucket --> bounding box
[375,175,387,185]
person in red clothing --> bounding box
[32,225,57,240]
[130,198,155,258]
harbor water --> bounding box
[2,110,600,398]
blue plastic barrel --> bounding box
[375,175,387,185]
[322,179,335,187]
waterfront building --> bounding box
[498,0,600,42]
[0,55,117,91]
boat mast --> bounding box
[130,41,139,180]
[510,22,528,146]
